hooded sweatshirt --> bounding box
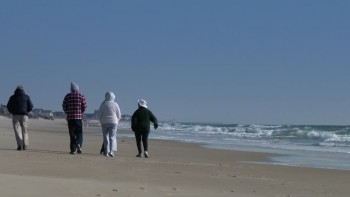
[62,82,87,120]
[7,87,34,115]
[99,92,121,124]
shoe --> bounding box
[77,145,82,154]
[144,151,149,158]
[103,153,109,157]
[69,151,75,154]
[108,152,114,157]
[23,145,27,150]
[136,153,142,157]
[17,145,22,151]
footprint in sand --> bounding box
[140,187,147,191]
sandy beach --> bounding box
[0,117,349,197]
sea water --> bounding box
[117,121,350,170]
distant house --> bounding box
[53,111,65,118]
[85,110,99,119]
[32,108,54,120]
[84,109,130,121]
[121,115,131,121]
[0,104,8,115]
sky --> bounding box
[0,0,349,125]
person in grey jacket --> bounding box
[7,85,34,151]
[98,92,121,157]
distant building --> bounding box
[32,108,54,120]
[53,111,65,118]
[85,110,99,119]
[121,115,131,121]
[0,104,9,115]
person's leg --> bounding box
[75,119,83,149]
[68,120,77,153]
[100,143,105,154]
[134,132,142,156]
[142,132,149,152]
[142,132,149,157]
[101,124,110,155]
[109,124,117,154]
[19,115,29,150]
[12,115,22,150]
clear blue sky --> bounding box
[1,0,349,125]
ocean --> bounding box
[117,121,350,170]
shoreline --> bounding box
[3,116,350,170]
[1,117,350,196]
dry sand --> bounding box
[0,116,349,197]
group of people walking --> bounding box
[6,82,158,158]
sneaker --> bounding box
[69,151,75,154]
[108,152,114,157]
[23,145,27,150]
[17,145,22,151]
[136,153,142,157]
[77,145,82,154]
[144,151,149,158]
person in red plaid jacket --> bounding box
[62,82,87,154]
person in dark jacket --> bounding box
[131,99,158,158]
[7,85,34,151]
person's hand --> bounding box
[154,124,158,129]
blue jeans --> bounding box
[68,119,83,152]
[101,123,118,154]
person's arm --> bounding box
[116,103,121,121]
[131,111,137,132]
[98,103,103,122]
[7,96,14,114]
[149,110,158,129]
[62,95,68,113]
[27,96,34,112]
[81,95,87,113]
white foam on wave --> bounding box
[129,121,350,156]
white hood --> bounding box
[105,92,115,101]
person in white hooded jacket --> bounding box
[98,92,121,157]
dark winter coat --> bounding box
[131,106,158,134]
[7,89,34,116]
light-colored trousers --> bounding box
[12,115,29,146]
[101,123,118,154]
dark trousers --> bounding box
[135,132,149,153]
[68,119,83,152]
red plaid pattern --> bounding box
[62,91,87,120]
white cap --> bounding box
[137,99,148,108]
